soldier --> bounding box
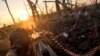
[6,28,30,56]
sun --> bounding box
[19,10,29,21]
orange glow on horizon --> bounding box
[18,17,37,30]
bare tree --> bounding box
[44,0,48,15]
[3,0,15,24]
[62,0,67,12]
[55,0,61,15]
[95,0,98,4]
[27,0,39,19]
[75,0,78,8]
[95,0,98,8]
[43,0,62,15]
[23,0,30,16]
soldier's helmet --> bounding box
[8,28,30,56]
[9,28,30,47]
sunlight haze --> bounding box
[0,0,98,27]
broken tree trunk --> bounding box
[4,0,15,24]
[95,0,98,8]
[62,0,67,12]
[27,0,36,17]
[27,0,39,19]
[55,0,61,16]
[44,0,49,15]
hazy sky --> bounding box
[0,0,95,26]
[0,0,56,26]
